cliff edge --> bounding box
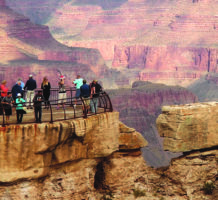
[0,103,217,199]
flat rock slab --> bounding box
[156,102,218,152]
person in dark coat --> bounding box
[90,80,102,113]
[11,81,22,101]
[41,76,51,109]
[2,92,14,124]
[24,74,37,108]
[33,90,44,123]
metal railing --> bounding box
[0,88,113,127]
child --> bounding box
[2,92,14,124]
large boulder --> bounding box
[156,102,218,152]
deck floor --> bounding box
[0,105,104,125]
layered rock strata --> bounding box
[112,45,218,86]
[157,102,218,152]
[0,2,123,88]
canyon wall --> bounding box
[188,73,218,101]
[0,103,217,199]
[0,3,125,89]
[108,81,198,167]
[3,0,218,87]
[112,45,218,86]
[6,0,218,86]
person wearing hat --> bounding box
[2,92,14,124]
[33,90,44,123]
[16,93,26,124]
[24,74,37,109]
[90,80,102,113]
[0,80,8,98]
[73,75,83,107]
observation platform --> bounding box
[0,88,113,126]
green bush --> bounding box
[203,181,215,195]
[133,188,146,198]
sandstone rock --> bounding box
[119,122,135,133]
[119,131,148,150]
[0,112,122,182]
[156,102,218,152]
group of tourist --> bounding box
[57,74,102,114]
[0,74,102,124]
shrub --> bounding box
[133,188,146,198]
[203,180,215,195]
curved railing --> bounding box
[0,88,113,126]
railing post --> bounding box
[49,103,53,123]
[105,92,113,112]
[63,98,66,120]
[1,103,5,127]
[100,93,107,113]
[70,87,73,106]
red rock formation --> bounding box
[112,45,218,86]
[4,0,218,86]
[0,4,124,88]
[34,0,217,86]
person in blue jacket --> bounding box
[80,79,91,115]
[11,81,22,101]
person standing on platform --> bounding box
[24,74,37,109]
[73,75,83,108]
[90,80,102,113]
[16,93,26,124]
[12,81,22,101]
[80,80,91,115]
[33,90,44,123]
[41,76,51,109]
[57,75,67,109]
[0,80,8,98]
[2,92,14,124]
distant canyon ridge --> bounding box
[0,0,128,89]
[6,0,218,87]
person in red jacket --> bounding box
[0,80,8,98]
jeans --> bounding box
[35,107,42,122]
[16,110,23,123]
[90,98,98,113]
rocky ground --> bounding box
[0,102,217,199]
